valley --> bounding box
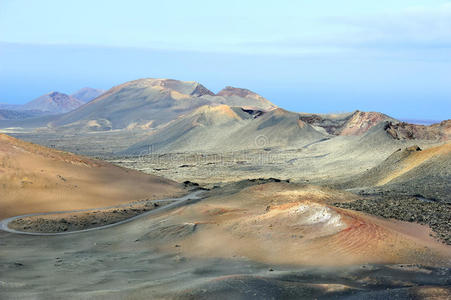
[0,78,449,299]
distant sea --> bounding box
[400,119,441,126]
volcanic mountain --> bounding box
[299,110,396,136]
[20,91,85,114]
[123,106,325,154]
[384,120,451,141]
[0,133,183,219]
[71,87,105,102]
[215,86,277,110]
[49,78,277,131]
[341,143,451,202]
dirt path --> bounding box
[0,190,204,236]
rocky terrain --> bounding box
[334,195,451,244]
[329,143,451,245]
[385,120,451,141]
[0,78,449,299]
[1,179,450,299]
[299,110,395,136]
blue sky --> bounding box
[0,0,450,120]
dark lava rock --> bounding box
[334,195,451,245]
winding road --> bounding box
[0,190,205,236]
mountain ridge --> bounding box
[71,87,105,102]
[49,78,278,131]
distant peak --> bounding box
[125,78,214,97]
[340,111,396,136]
[190,83,215,97]
[71,87,105,102]
[216,86,259,98]
[48,91,64,97]
[22,91,84,114]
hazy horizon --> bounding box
[1,0,450,120]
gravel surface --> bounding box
[334,195,451,245]
[9,200,167,233]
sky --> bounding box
[0,0,450,120]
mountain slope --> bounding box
[123,106,326,154]
[384,120,450,141]
[71,87,105,102]
[0,109,45,120]
[50,78,277,131]
[341,143,451,202]
[0,133,183,218]
[21,91,85,114]
[299,110,396,136]
[123,105,248,154]
[214,86,277,110]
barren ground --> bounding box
[1,131,450,299]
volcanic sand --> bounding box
[154,182,451,267]
[0,133,184,219]
[1,181,450,299]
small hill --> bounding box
[385,120,450,141]
[71,87,105,102]
[21,91,85,114]
[0,133,183,218]
[49,78,277,131]
[143,182,449,267]
[341,143,451,202]
[299,110,395,136]
[340,111,395,135]
[229,108,326,149]
[123,106,326,154]
[215,86,277,110]
[357,120,450,149]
